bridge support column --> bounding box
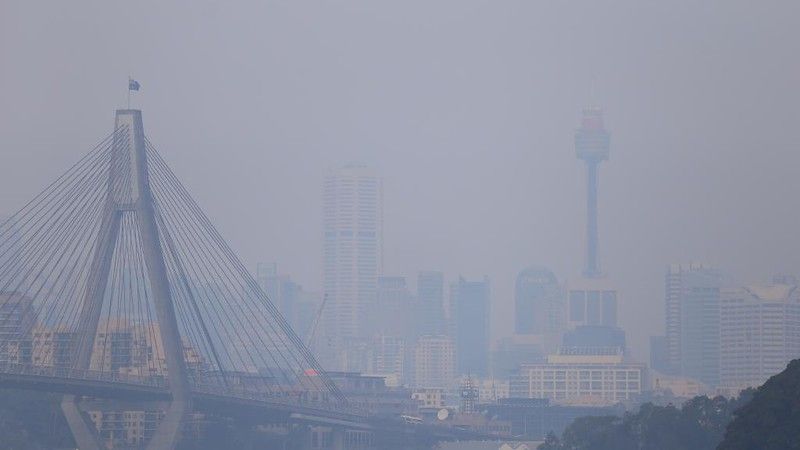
[62,109,191,450]
[61,395,102,450]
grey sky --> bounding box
[2,1,799,359]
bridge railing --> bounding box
[191,382,365,417]
[0,362,167,388]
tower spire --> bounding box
[575,106,610,277]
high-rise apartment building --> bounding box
[414,335,455,389]
[720,281,800,391]
[665,263,721,386]
[0,293,35,364]
[416,271,446,337]
[322,165,383,370]
[451,276,490,377]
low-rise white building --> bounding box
[510,349,645,406]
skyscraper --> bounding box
[416,271,446,337]
[665,263,722,386]
[451,276,490,377]
[322,165,383,371]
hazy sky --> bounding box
[2,1,800,359]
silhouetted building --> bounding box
[452,276,490,377]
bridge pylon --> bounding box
[62,110,189,450]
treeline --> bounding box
[541,359,800,450]
[538,393,752,450]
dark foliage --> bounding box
[538,391,752,450]
[718,359,800,450]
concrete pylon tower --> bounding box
[61,109,189,450]
[575,107,610,278]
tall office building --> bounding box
[372,277,413,384]
[515,267,565,351]
[322,165,383,370]
[451,276,490,377]
[720,280,800,391]
[416,271,445,337]
[665,263,722,386]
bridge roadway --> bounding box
[0,364,484,443]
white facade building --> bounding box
[322,165,383,370]
[510,351,645,406]
[720,282,800,391]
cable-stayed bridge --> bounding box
[0,109,475,449]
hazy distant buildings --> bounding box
[414,335,455,389]
[371,334,407,386]
[322,165,383,371]
[416,271,446,338]
[256,263,319,341]
[719,280,800,391]
[491,334,545,379]
[375,276,412,337]
[665,263,721,386]
[515,267,564,352]
[649,335,669,374]
[451,276,490,377]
